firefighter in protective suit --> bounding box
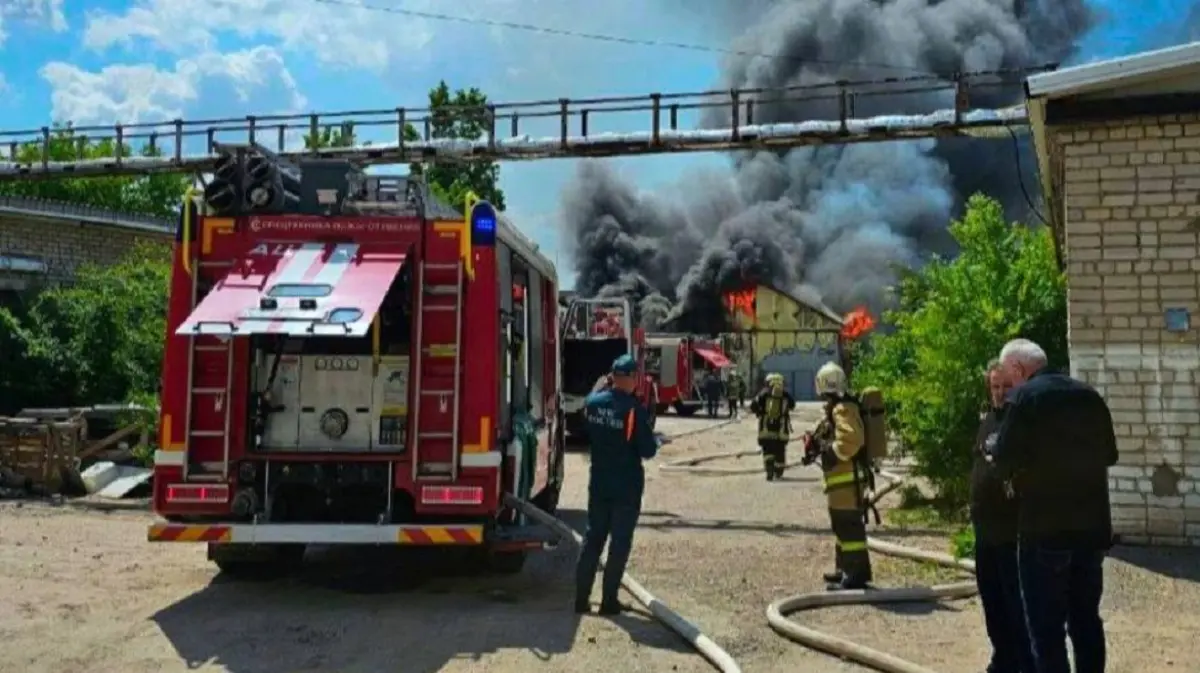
[752,372,795,480]
[811,362,873,590]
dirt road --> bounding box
[3,407,1199,673]
[0,416,727,673]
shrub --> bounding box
[854,194,1067,507]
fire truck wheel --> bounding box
[674,402,698,417]
[484,550,528,575]
[209,543,305,581]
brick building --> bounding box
[0,195,174,300]
[1027,43,1200,546]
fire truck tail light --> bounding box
[420,485,483,505]
[166,484,230,503]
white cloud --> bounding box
[0,0,66,47]
[82,0,436,71]
[39,46,306,124]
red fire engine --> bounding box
[149,145,563,576]
[559,297,653,438]
[643,334,732,416]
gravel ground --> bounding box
[3,406,1199,673]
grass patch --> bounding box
[875,555,966,587]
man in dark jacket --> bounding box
[701,368,724,418]
[974,359,1033,673]
[575,354,659,615]
[990,339,1118,673]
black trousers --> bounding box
[829,507,872,581]
[974,526,1034,673]
[575,494,641,608]
[760,439,786,474]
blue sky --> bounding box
[0,0,1189,288]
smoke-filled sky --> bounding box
[559,0,1198,333]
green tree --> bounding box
[404,81,506,211]
[304,122,359,149]
[854,194,1067,507]
[0,242,171,414]
[0,125,190,218]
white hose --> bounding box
[765,471,980,673]
[503,494,742,672]
[659,449,811,475]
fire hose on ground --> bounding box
[656,447,982,673]
[503,493,742,673]
[766,470,979,673]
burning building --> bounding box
[560,0,1096,333]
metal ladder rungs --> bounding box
[194,344,228,352]
[190,430,225,437]
[425,262,459,271]
[421,304,456,312]
[424,284,460,295]
[418,432,452,440]
[420,389,453,395]
[191,387,226,394]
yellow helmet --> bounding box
[766,372,784,384]
[814,362,848,396]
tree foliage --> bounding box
[0,125,190,218]
[404,80,506,211]
[0,242,171,413]
[854,194,1067,506]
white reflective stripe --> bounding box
[219,524,481,544]
[309,243,358,286]
[272,243,325,285]
[460,451,502,467]
[154,450,185,466]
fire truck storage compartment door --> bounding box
[177,242,408,337]
[693,346,731,369]
[296,355,374,450]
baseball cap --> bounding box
[611,354,637,375]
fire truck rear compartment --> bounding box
[562,338,628,395]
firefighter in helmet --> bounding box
[811,361,872,590]
[751,372,795,480]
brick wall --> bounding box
[0,215,171,285]
[1058,113,1200,546]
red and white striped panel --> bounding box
[176,242,407,337]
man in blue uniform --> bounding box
[574,354,659,615]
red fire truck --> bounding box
[559,297,653,438]
[643,334,732,416]
[148,145,564,576]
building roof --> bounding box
[1026,41,1200,100]
[0,194,176,235]
[748,282,844,325]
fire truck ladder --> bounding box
[410,258,465,481]
[181,225,235,482]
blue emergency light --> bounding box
[470,200,497,245]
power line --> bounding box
[304,0,941,75]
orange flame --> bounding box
[723,288,756,324]
[841,306,875,339]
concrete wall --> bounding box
[1056,113,1200,546]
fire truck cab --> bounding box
[643,334,732,416]
[559,297,652,438]
[150,145,564,576]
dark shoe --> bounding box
[765,471,775,481]
[574,599,591,614]
[827,576,870,591]
[774,468,785,479]
[822,570,843,583]
[598,601,629,615]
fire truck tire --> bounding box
[673,402,697,417]
[484,550,528,575]
[209,543,305,580]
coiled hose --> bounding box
[765,471,980,673]
[502,494,742,673]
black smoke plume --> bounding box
[561,0,1095,333]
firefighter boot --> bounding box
[774,446,787,479]
[763,454,776,481]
